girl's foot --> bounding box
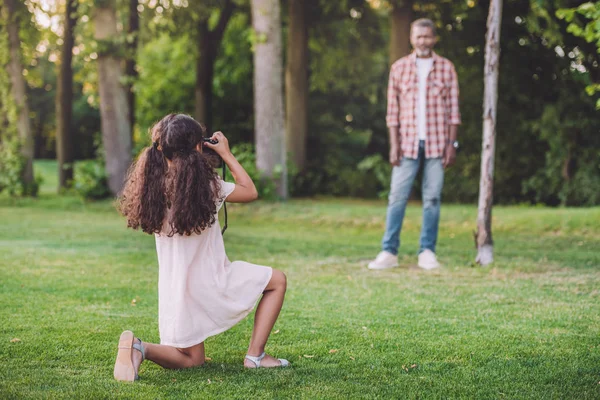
[244,352,290,368]
[131,338,144,374]
[114,330,145,381]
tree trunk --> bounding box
[94,2,132,196]
[251,0,287,199]
[194,0,235,133]
[56,0,78,189]
[285,0,308,171]
[389,1,413,66]
[195,19,214,131]
[125,0,139,136]
[475,0,502,266]
[5,0,34,187]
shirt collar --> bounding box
[409,50,439,64]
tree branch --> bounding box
[210,0,235,44]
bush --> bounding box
[72,135,110,200]
[72,160,110,200]
[0,137,40,197]
[228,143,300,200]
[228,143,278,200]
[357,154,391,199]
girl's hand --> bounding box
[203,131,232,157]
[205,131,257,202]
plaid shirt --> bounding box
[386,51,461,159]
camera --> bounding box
[201,137,222,168]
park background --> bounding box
[1,0,599,398]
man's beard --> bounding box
[415,48,432,57]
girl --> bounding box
[114,114,289,381]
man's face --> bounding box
[410,26,436,57]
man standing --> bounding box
[368,18,461,271]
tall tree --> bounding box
[4,0,34,189]
[251,0,287,198]
[476,0,503,266]
[56,0,78,189]
[195,0,235,132]
[389,0,413,66]
[285,0,308,171]
[94,0,132,195]
[125,0,139,135]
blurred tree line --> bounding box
[1,0,598,205]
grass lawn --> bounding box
[1,161,599,399]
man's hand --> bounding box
[442,143,456,169]
[390,145,402,166]
[388,127,401,166]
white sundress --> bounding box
[154,180,273,348]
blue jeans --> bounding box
[381,140,444,255]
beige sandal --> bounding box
[245,352,290,368]
[114,330,145,381]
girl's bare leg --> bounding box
[244,269,287,367]
[131,340,205,373]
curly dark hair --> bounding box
[118,114,221,236]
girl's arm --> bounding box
[203,131,258,203]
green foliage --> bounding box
[0,137,41,197]
[93,0,116,8]
[211,11,255,143]
[135,33,196,137]
[72,135,110,200]
[522,93,600,206]
[228,143,279,200]
[557,2,600,43]
[557,1,600,109]
[357,154,392,199]
[0,138,24,195]
[72,159,110,200]
[248,29,268,50]
[291,4,390,198]
[434,0,599,205]
[12,0,600,206]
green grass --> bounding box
[1,161,599,399]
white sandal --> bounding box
[245,352,290,368]
[114,330,145,381]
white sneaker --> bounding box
[368,251,398,270]
[418,249,440,270]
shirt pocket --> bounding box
[431,79,449,98]
[400,79,415,95]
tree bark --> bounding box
[5,0,34,187]
[125,0,139,136]
[195,0,235,133]
[251,0,287,199]
[285,0,308,171]
[195,19,213,130]
[389,1,413,66]
[476,0,502,266]
[56,0,78,189]
[94,2,132,195]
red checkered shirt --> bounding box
[386,51,461,159]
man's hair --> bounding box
[411,18,436,36]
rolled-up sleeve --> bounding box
[386,66,400,127]
[448,64,461,125]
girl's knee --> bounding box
[187,355,205,368]
[177,345,205,368]
[271,269,287,291]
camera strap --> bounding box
[221,163,228,235]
